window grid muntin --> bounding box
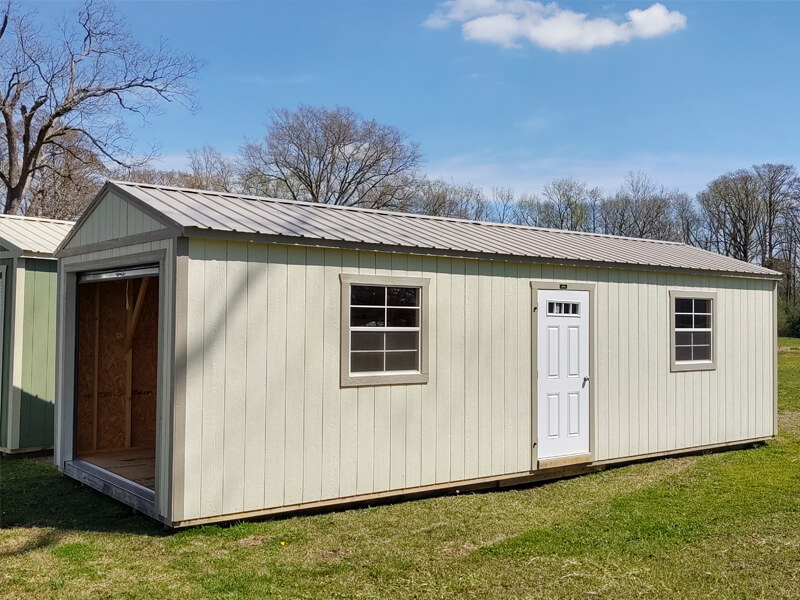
[547,301,580,316]
[350,285,421,375]
[674,297,712,363]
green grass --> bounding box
[2,348,800,599]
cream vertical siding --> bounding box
[56,237,176,519]
[62,190,166,250]
[174,239,775,522]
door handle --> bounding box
[582,376,590,388]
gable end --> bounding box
[58,185,181,255]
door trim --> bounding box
[530,281,597,470]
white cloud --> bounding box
[424,1,686,52]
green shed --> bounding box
[0,215,73,454]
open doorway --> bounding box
[74,267,159,491]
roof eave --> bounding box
[180,226,783,281]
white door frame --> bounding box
[530,281,596,469]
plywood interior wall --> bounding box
[76,276,159,454]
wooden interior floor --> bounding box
[78,448,156,491]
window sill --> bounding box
[341,372,429,387]
[671,361,716,373]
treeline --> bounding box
[24,105,800,333]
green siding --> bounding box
[18,259,57,448]
[0,258,15,448]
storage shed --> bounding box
[0,214,74,454]
[54,181,780,527]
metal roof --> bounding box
[107,180,780,279]
[0,214,74,257]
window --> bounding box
[670,291,716,372]
[547,301,580,316]
[340,274,429,386]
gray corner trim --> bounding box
[171,247,189,521]
[529,281,597,468]
[669,289,718,373]
[175,236,190,257]
[339,273,430,388]
[56,229,178,258]
[773,280,778,435]
[55,265,77,468]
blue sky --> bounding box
[30,0,800,195]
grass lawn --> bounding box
[2,350,799,599]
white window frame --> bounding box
[669,290,717,372]
[340,274,430,387]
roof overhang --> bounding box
[182,226,785,282]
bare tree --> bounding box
[25,130,106,219]
[490,186,516,223]
[240,105,422,209]
[753,163,800,266]
[536,178,595,231]
[585,186,604,233]
[513,192,540,226]
[114,166,195,188]
[698,170,763,262]
[410,178,488,220]
[599,172,677,240]
[670,191,703,246]
[0,0,200,214]
[187,145,238,192]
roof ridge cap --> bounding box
[0,213,75,225]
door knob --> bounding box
[583,376,590,387]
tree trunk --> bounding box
[4,180,25,215]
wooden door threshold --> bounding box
[538,453,593,470]
[63,458,157,519]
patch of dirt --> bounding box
[439,540,481,558]
[778,411,800,434]
[237,535,275,548]
[311,547,349,562]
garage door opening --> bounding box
[74,267,159,491]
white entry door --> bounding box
[536,289,590,461]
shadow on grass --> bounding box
[0,528,63,558]
[0,456,165,542]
